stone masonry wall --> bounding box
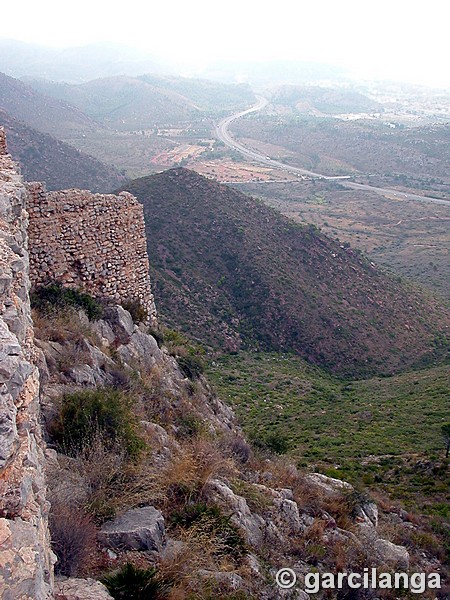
[26,184,157,324]
[0,127,54,598]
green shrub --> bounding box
[122,300,148,324]
[31,282,103,320]
[160,327,187,347]
[102,562,168,599]
[251,431,291,455]
[49,389,144,458]
[177,354,204,379]
[175,413,204,438]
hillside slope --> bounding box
[231,114,450,179]
[0,71,100,138]
[120,168,449,377]
[0,109,125,192]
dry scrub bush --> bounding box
[49,433,138,521]
[272,466,356,530]
[84,436,237,517]
[159,527,250,600]
[32,307,102,374]
[161,437,238,510]
[49,500,97,577]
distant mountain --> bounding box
[268,85,384,115]
[24,75,256,130]
[199,60,347,87]
[0,39,170,83]
[138,74,255,112]
[0,109,125,192]
[120,168,449,377]
[0,72,100,139]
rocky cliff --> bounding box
[0,128,54,598]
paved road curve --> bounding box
[215,98,450,206]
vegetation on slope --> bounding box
[231,113,450,179]
[35,300,449,596]
[235,179,450,299]
[267,84,383,115]
[120,168,449,377]
[208,351,450,566]
[207,352,449,475]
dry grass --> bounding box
[51,433,238,521]
[33,307,105,374]
[33,306,100,346]
[161,437,237,510]
[159,527,250,599]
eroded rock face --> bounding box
[204,479,266,547]
[0,128,54,598]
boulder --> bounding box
[117,330,164,367]
[305,473,353,495]
[55,577,113,600]
[374,538,409,570]
[355,500,378,528]
[67,365,98,387]
[204,479,265,547]
[98,506,166,552]
[90,319,116,346]
[277,498,305,533]
[104,306,135,343]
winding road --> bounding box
[215,97,450,206]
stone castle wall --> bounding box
[0,127,54,598]
[26,184,157,324]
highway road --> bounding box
[215,98,450,206]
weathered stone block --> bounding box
[98,506,166,552]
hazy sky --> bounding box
[2,0,449,87]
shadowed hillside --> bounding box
[0,109,124,192]
[120,168,449,377]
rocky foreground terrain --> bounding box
[32,303,443,598]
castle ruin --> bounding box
[26,183,156,324]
